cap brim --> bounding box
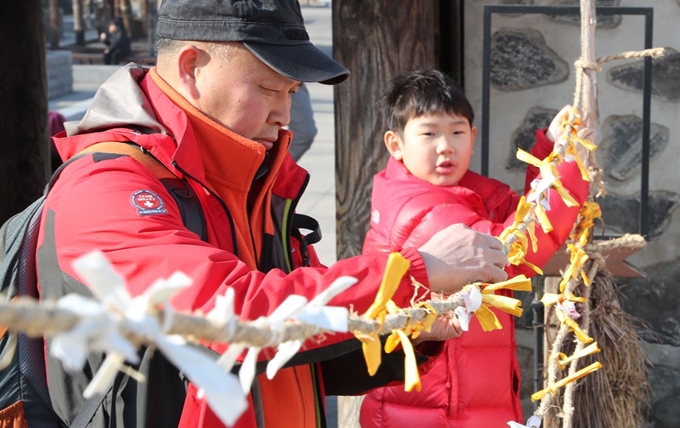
[243,41,349,85]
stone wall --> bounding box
[46,50,73,100]
[464,1,680,426]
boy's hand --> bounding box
[418,224,508,294]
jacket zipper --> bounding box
[171,160,240,257]
[249,154,272,268]
[283,172,311,269]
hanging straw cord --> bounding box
[574,47,666,112]
[527,44,666,425]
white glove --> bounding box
[546,105,574,143]
[547,105,595,146]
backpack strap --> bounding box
[77,142,207,241]
[78,142,174,179]
[291,213,322,267]
[43,143,206,427]
[292,213,322,247]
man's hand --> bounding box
[418,223,508,294]
[412,315,463,345]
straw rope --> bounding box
[0,292,467,348]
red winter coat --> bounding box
[39,64,438,428]
[360,130,589,428]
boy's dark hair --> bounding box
[380,69,475,132]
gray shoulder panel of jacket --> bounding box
[65,63,167,138]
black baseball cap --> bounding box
[156,0,349,85]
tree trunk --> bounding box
[119,0,134,38]
[48,0,60,49]
[0,0,50,224]
[72,0,85,45]
[141,0,148,36]
[333,0,439,261]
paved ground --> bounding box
[49,5,341,426]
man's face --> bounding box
[192,44,301,150]
[390,113,476,187]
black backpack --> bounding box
[0,145,206,427]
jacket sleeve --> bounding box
[402,203,512,250]
[39,155,430,358]
[525,128,554,192]
[512,128,590,275]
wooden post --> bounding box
[333,1,439,425]
[579,0,598,138]
[542,277,560,428]
[333,0,439,261]
[0,0,50,223]
[543,3,599,427]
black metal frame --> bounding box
[481,5,654,237]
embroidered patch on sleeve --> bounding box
[131,190,168,215]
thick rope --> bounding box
[574,47,666,112]
[0,293,467,348]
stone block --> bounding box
[618,258,680,346]
[653,390,680,428]
[547,0,622,29]
[506,107,558,170]
[598,115,669,182]
[647,365,676,407]
[72,65,120,85]
[46,50,73,101]
[599,191,680,240]
[499,0,533,4]
[490,28,569,91]
[607,48,680,103]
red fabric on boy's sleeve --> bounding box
[525,128,554,192]
[399,246,429,289]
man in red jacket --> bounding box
[360,70,590,427]
[33,2,510,428]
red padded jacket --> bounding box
[360,130,589,428]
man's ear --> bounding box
[384,130,403,160]
[176,45,203,101]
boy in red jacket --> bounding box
[360,69,590,428]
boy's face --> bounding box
[385,113,477,187]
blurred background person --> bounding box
[100,19,130,65]
[288,83,318,161]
